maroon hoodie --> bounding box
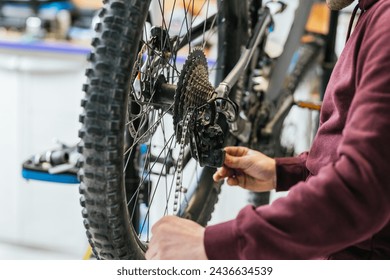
[204,0,390,259]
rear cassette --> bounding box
[174,48,215,141]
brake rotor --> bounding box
[173,48,215,141]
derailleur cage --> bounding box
[189,97,238,168]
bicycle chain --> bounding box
[173,110,194,213]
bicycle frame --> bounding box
[210,0,317,139]
[267,0,317,103]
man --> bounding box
[145,0,390,260]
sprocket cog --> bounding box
[173,48,215,141]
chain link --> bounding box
[173,110,194,213]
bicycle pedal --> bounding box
[21,144,80,184]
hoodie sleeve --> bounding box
[274,152,310,192]
[204,4,390,260]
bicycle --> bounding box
[78,0,338,259]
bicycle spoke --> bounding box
[124,104,174,157]
[202,0,212,47]
[140,39,181,76]
[126,133,175,207]
[182,0,192,51]
[138,136,177,238]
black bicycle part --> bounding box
[190,101,225,167]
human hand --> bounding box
[213,146,276,192]
[145,216,208,260]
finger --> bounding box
[151,215,173,234]
[145,248,155,260]
[213,166,234,181]
[150,220,160,235]
[146,249,159,260]
[235,174,247,189]
[224,153,249,169]
[224,146,249,157]
[213,168,223,182]
[226,176,239,186]
[227,173,248,188]
[213,171,222,182]
[145,238,157,260]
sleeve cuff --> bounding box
[275,153,309,192]
[204,219,241,260]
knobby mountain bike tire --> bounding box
[78,0,248,260]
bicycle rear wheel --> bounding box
[78,0,247,259]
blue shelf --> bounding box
[0,39,90,55]
[22,168,79,184]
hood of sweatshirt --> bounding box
[346,0,380,41]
